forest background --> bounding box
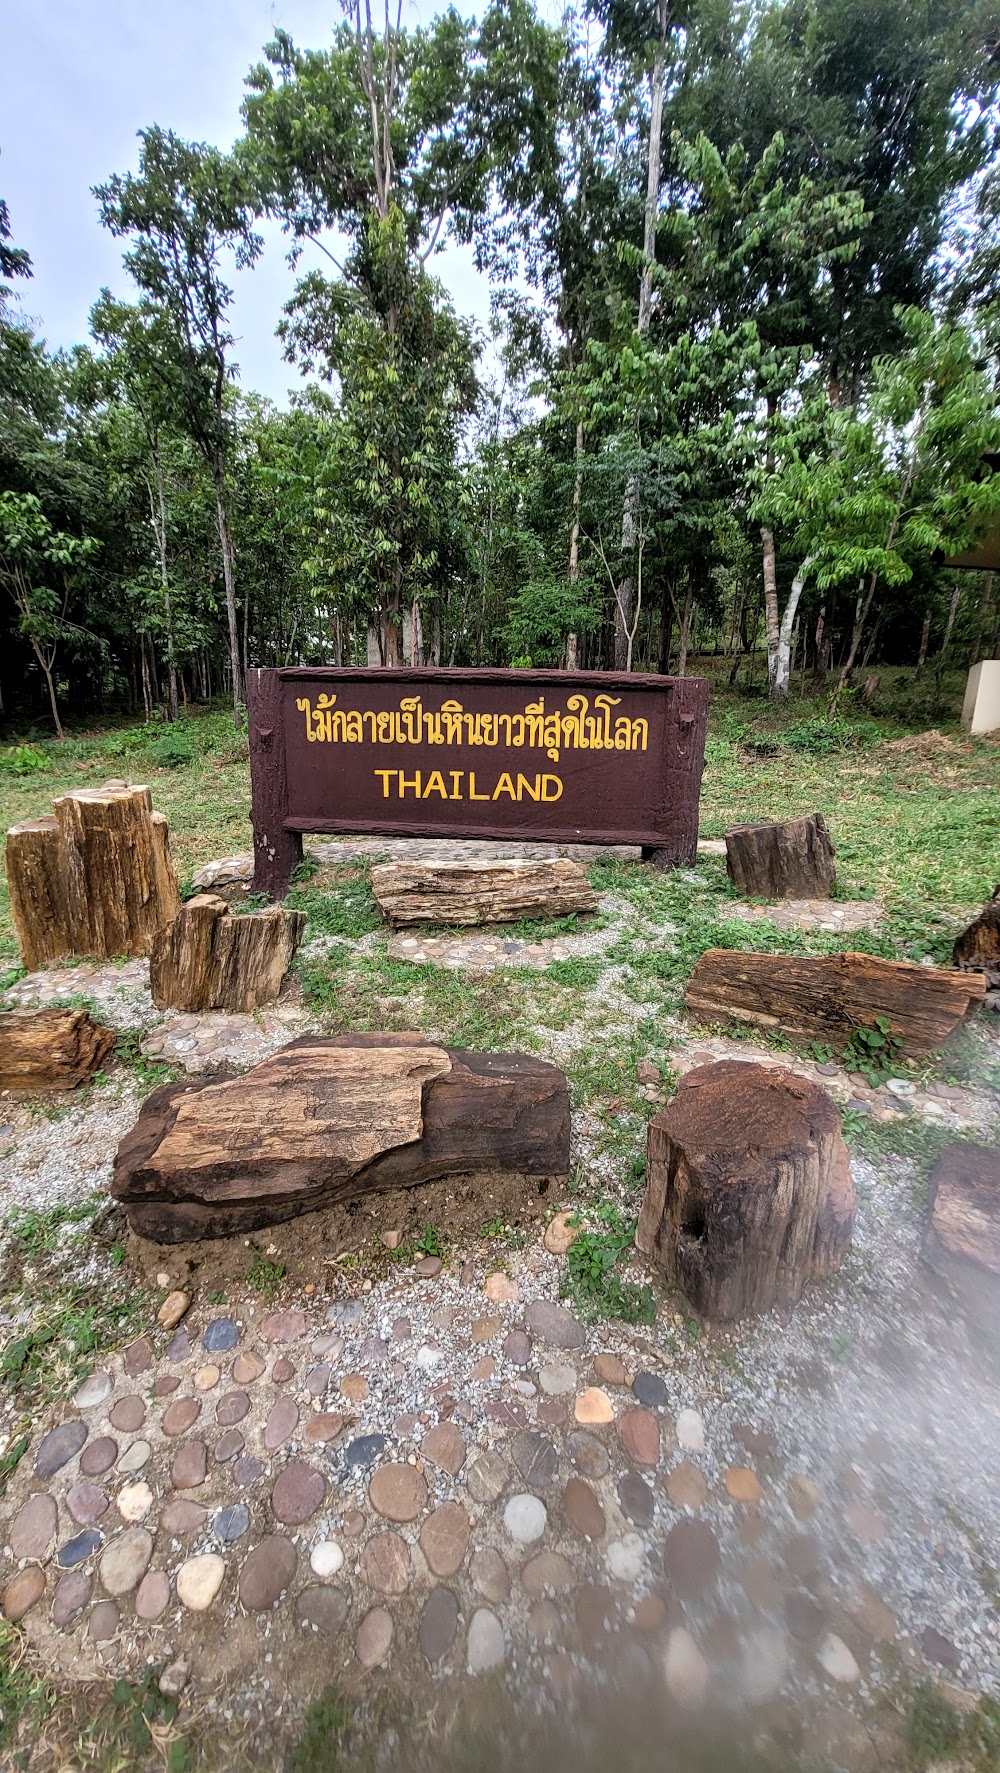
[4,0,1000,739]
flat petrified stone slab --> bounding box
[684,949,985,1057]
[370,858,598,927]
[112,1033,570,1242]
[146,1040,451,1177]
[0,1007,114,1091]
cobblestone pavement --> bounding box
[726,900,883,935]
[2,1233,998,1745]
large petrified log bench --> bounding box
[149,894,306,1012]
[922,1142,1000,1336]
[112,1032,570,1242]
[637,1060,856,1321]
[725,813,836,899]
[370,858,598,926]
[684,948,985,1056]
[0,1008,114,1091]
[7,781,179,969]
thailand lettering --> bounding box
[373,769,563,802]
[295,691,648,760]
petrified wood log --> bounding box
[952,887,1000,991]
[922,1142,1000,1336]
[684,948,986,1057]
[0,1007,114,1091]
[112,1032,571,1242]
[725,813,836,899]
[370,858,598,926]
[637,1060,856,1321]
[7,781,180,970]
[149,894,306,1012]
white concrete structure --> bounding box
[961,660,1000,734]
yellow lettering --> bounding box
[449,771,464,799]
[517,774,541,801]
[541,774,563,801]
[492,772,517,800]
[469,772,489,801]
[399,771,422,798]
[422,771,448,799]
[374,770,396,798]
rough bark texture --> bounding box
[370,859,598,927]
[725,813,836,899]
[637,1060,856,1321]
[0,1007,115,1091]
[922,1142,1000,1337]
[112,1032,571,1242]
[6,781,180,970]
[149,894,306,1012]
[952,887,1000,995]
[684,948,986,1057]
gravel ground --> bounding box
[1,858,999,1770]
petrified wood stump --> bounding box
[149,894,306,1012]
[7,781,180,970]
[637,1060,856,1321]
[725,813,836,899]
[952,887,1000,994]
[0,1008,114,1091]
[922,1142,1000,1335]
[370,858,598,926]
[684,948,986,1057]
[112,1032,571,1242]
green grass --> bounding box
[560,1202,656,1325]
[246,1248,287,1298]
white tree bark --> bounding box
[771,557,814,696]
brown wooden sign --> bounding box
[247,666,708,897]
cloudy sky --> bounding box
[2,0,524,405]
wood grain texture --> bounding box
[6,781,180,969]
[370,858,598,926]
[922,1142,1000,1337]
[637,1059,855,1321]
[725,813,836,899]
[149,894,306,1011]
[112,1032,571,1242]
[952,887,1000,988]
[684,947,986,1056]
[0,1007,115,1091]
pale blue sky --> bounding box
[2,0,537,404]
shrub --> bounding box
[150,728,194,768]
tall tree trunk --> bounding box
[813,603,827,684]
[832,467,913,710]
[761,526,781,693]
[214,484,243,728]
[149,447,179,723]
[968,572,993,667]
[676,564,694,676]
[937,578,962,665]
[568,418,584,585]
[38,651,64,741]
[771,558,813,697]
[615,488,637,670]
[616,0,670,671]
[658,575,673,673]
